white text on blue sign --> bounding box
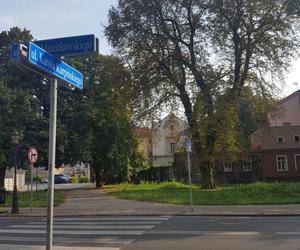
[28,42,83,89]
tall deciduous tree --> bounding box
[0,27,47,187]
[106,0,300,188]
[62,55,146,187]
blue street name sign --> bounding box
[28,42,83,89]
[187,139,192,153]
[10,43,19,61]
[34,34,98,58]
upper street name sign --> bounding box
[34,34,99,58]
[28,42,83,89]
[10,43,19,61]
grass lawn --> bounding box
[0,191,65,207]
[104,181,300,205]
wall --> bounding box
[268,90,300,126]
[5,169,26,191]
[152,114,187,167]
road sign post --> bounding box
[187,139,193,212]
[28,147,38,213]
[10,34,91,250]
[46,79,57,250]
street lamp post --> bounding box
[11,130,21,214]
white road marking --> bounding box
[146,230,261,236]
[27,221,162,225]
[42,216,171,221]
[0,229,145,235]
[276,232,300,235]
[0,245,120,250]
[0,236,133,244]
[9,224,154,230]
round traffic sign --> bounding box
[28,147,38,164]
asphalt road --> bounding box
[1,216,300,250]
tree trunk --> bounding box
[0,167,5,188]
[94,166,102,188]
[200,161,216,189]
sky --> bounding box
[0,0,118,54]
[0,0,299,98]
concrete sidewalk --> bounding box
[1,188,300,217]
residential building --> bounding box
[134,114,188,167]
[133,127,153,162]
[152,113,188,168]
[251,90,300,181]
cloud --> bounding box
[0,15,19,30]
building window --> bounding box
[242,159,252,172]
[223,162,233,172]
[277,136,284,144]
[276,155,288,172]
[294,135,300,143]
[170,143,176,153]
[294,154,300,170]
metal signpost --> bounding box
[28,147,38,213]
[10,36,96,249]
[187,139,194,212]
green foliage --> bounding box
[64,55,147,185]
[32,176,42,182]
[0,191,64,207]
[70,176,79,183]
[0,27,49,187]
[106,181,300,205]
[106,0,300,189]
[0,27,146,188]
[79,176,89,183]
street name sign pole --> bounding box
[27,147,38,213]
[46,78,57,250]
[10,37,93,250]
[187,139,194,212]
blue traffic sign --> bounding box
[187,139,192,153]
[34,34,98,58]
[10,43,19,61]
[28,42,83,89]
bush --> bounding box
[79,176,89,183]
[33,176,41,182]
[70,176,78,183]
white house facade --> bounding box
[152,113,188,167]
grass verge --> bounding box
[104,181,300,205]
[0,191,65,207]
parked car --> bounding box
[54,174,71,184]
[40,177,48,184]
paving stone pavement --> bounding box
[1,187,300,217]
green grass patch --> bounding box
[104,181,300,205]
[0,191,65,207]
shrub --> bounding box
[79,176,89,183]
[70,176,78,183]
[33,176,42,182]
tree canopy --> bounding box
[106,0,300,188]
[0,27,145,188]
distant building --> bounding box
[133,113,188,180]
[133,127,153,162]
[152,113,188,167]
[133,114,188,181]
[251,90,300,181]
[5,169,26,191]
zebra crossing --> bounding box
[0,216,171,250]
